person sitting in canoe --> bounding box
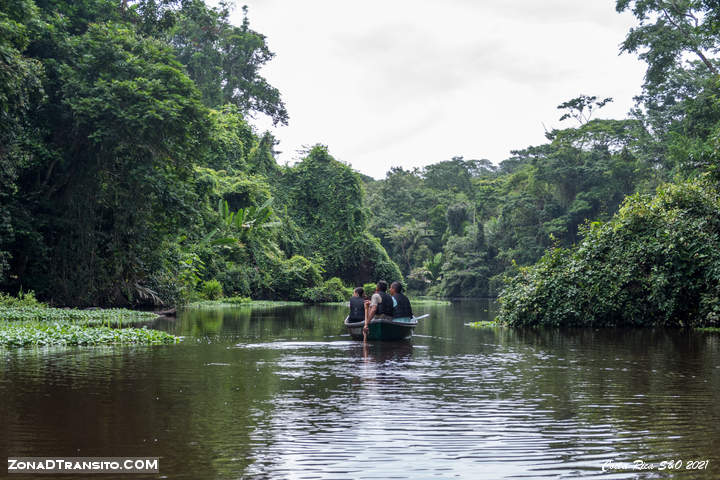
[389,281,413,321]
[363,280,394,336]
[348,287,365,323]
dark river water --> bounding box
[1,300,720,479]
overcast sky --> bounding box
[227,0,647,179]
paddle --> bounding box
[413,314,429,320]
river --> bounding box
[1,300,719,479]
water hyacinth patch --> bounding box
[0,307,157,326]
[0,305,178,348]
[466,320,501,328]
[411,298,452,305]
[0,321,179,347]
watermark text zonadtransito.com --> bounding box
[8,457,159,474]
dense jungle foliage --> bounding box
[499,181,720,327]
[3,0,720,326]
[363,1,720,327]
[493,0,720,326]
[0,0,398,306]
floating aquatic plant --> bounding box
[0,321,178,347]
[0,307,157,327]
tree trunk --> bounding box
[692,48,719,75]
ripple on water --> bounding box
[2,304,719,480]
[227,335,720,479]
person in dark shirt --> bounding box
[348,287,365,322]
[363,280,394,336]
[389,281,413,319]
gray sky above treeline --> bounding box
[232,0,646,178]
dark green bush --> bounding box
[199,279,224,300]
[271,255,323,300]
[362,283,377,297]
[488,273,506,297]
[0,291,45,308]
[332,233,403,286]
[301,277,352,303]
[499,180,720,327]
[216,266,252,297]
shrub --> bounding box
[0,290,46,308]
[145,271,188,306]
[199,279,224,300]
[407,267,432,294]
[362,283,376,297]
[488,274,506,297]
[271,255,323,300]
[216,266,251,297]
[499,180,720,327]
[332,233,403,286]
[301,277,352,303]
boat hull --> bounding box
[344,316,418,341]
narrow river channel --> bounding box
[2,300,719,479]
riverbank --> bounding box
[186,298,305,309]
[185,297,452,309]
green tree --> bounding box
[499,180,720,327]
[423,157,474,194]
[617,0,720,87]
[0,0,44,283]
[282,145,401,284]
[387,219,431,275]
[14,21,207,305]
[434,224,489,298]
[165,1,288,124]
[557,95,613,125]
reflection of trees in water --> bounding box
[0,344,287,479]
[419,300,498,356]
[176,304,351,340]
[493,327,720,463]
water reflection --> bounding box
[1,301,719,479]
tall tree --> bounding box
[0,0,44,283]
[14,21,208,305]
[282,145,401,284]
[166,0,288,124]
[617,0,720,87]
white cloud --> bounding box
[230,0,646,178]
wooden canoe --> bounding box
[344,315,420,341]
